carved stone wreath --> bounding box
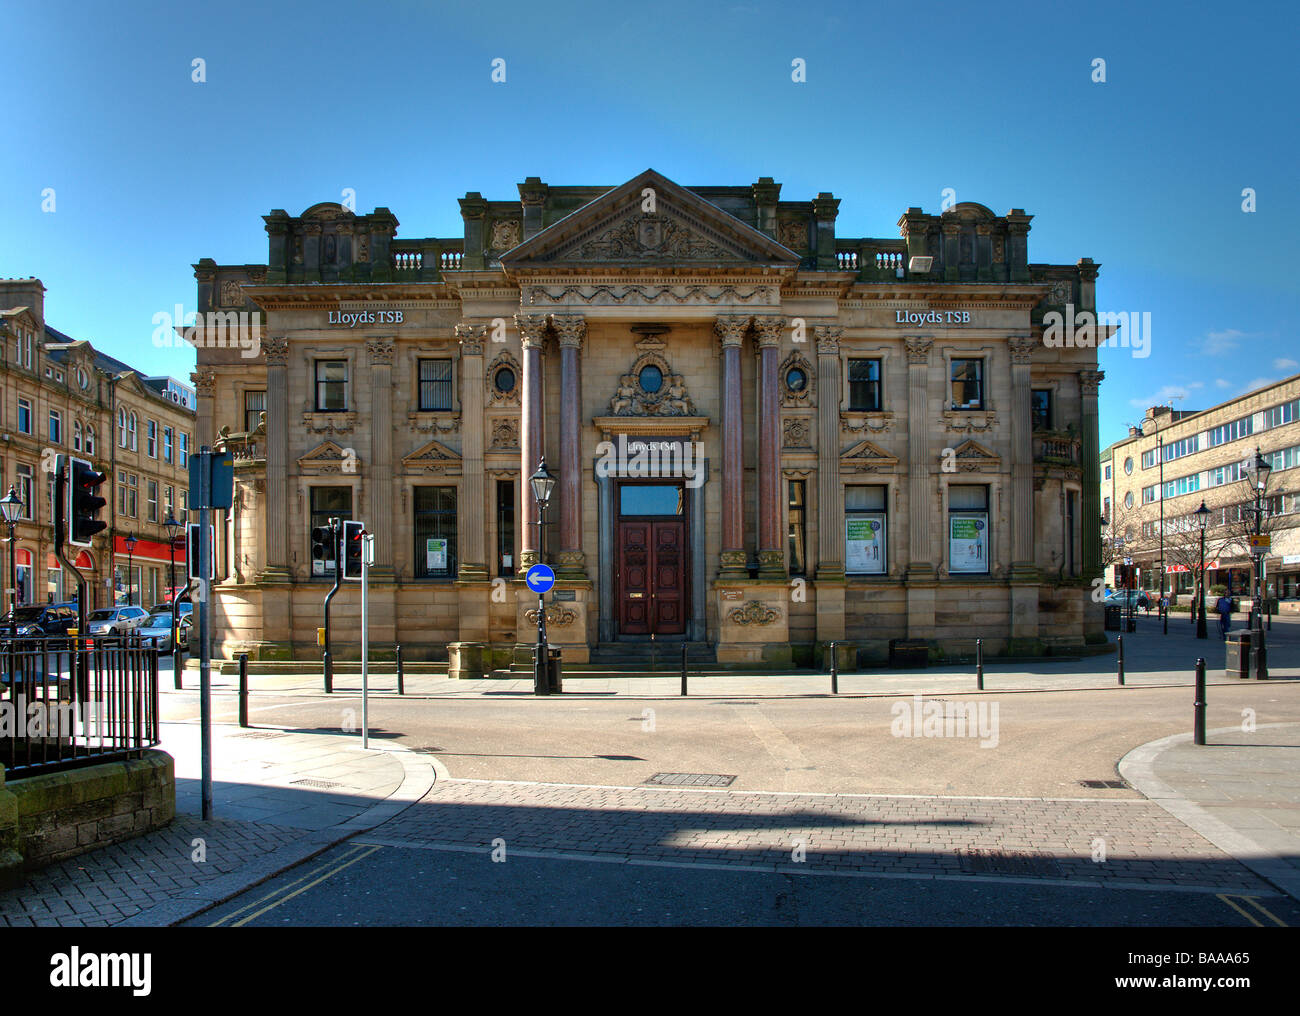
[485,350,522,407]
[779,350,815,407]
[489,418,519,450]
[524,604,577,628]
[728,601,781,626]
[783,418,812,449]
[489,219,522,252]
[609,343,696,417]
[778,219,808,251]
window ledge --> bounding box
[407,411,460,434]
[302,411,358,435]
[841,411,894,435]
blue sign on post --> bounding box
[525,564,556,594]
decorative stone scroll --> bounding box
[728,601,781,626]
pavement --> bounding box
[0,614,1296,925]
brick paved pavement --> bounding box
[363,779,1274,892]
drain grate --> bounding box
[291,778,343,789]
[408,747,444,754]
[646,772,736,788]
[961,852,1060,883]
[230,731,288,739]
[1078,779,1128,790]
[958,849,1062,878]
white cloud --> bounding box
[1200,329,1246,355]
[1128,384,1193,408]
[1215,378,1233,389]
[1241,376,1281,395]
[1273,357,1299,372]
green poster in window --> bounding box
[949,514,988,573]
[845,515,885,574]
[426,538,447,570]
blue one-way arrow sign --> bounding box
[525,564,556,594]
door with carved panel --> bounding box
[615,483,688,638]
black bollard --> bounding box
[324,651,333,694]
[680,642,688,697]
[395,644,404,695]
[830,641,838,694]
[976,638,983,691]
[1117,635,1125,686]
[650,632,656,673]
[238,652,249,728]
[1193,657,1206,745]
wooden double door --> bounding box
[616,488,688,637]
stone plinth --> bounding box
[515,583,592,664]
[715,583,791,665]
[448,642,486,680]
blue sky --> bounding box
[1,0,1295,449]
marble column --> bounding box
[1008,336,1038,579]
[753,316,786,579]
[905,338,934,576]
[454,325,488,580]
[550,314,587,578]
[516,313,549,572]
[815,326,844,579]
[1079,369,1105,575]
[715,315,749,578]
[262,337,290,580]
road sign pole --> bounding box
[361,533,371,750]
[198,449,213,820]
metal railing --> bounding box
[0,634,160,778]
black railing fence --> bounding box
[0,634,161,778]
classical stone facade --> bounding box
[0,280,195,609]
[192,170,1105,667]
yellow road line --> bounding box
[207,843,370,927]
[1241,895,1288,927]
[1216,894,1263,926]
[228,845,383,927]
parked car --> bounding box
[137,611,192,652]
[1105,590,1149,610]
[86,606,150,635]
[150,601,193,618]
[0,604,78,638]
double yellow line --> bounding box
[1216,893,1288,927]
[207,843,383,927]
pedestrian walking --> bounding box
[1216,593,1233,640]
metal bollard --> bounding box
[650,632,657,673]
[1117,635,1125,686]
[395,644,404,695]
[976,638,983,691]
[680,642,688,697]
[830,641,838,694]
[1193,657,1206,745]
[238,652,249,728]
[323,651,333,694]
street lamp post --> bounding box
[1,486,23,651]
[529,458,556,696]
[1195,500,1210,639]
[124,533,137,606]
[1244,446,1272,633]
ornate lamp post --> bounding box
[1,486,23,646]
[124,533,138,606]
[1195,499,1210,639]
[529,458,556,696]
[1244,446,1272,632]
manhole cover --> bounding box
[957,849,1062,877]
[291,778,343,789]
[409,747,444,754]
[646,772,736,787]
[1078,779,1128,790]
[230,731,288,739]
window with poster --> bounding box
[948,484,990,575]
[845,485,887,575]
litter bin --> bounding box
[1104,605,1121,632]
[547,647,563,694]
[1225,631,1252,679]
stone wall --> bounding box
[0,752,174,878]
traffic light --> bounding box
[186,523,216,581]
[311,524,335,574]
[341,521,364,581]
[67,457,108,547]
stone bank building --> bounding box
[192,170,1105,670]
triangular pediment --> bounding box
[841,440,899,472]
[500,169,801,271]
[401,439,462,475]
[298,440,359,473]
[949,439,1001,471]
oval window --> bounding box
[639,365,663,393]
[786,367,807,392]
[494,367,516,394]
[1124,456,1133,475]
[1124,491,1134,509]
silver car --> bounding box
[137,611,192,652]
[87,606,150,635]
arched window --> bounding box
[118,408,127,447]
[128,412,138,451]
[85,426,96,455]
[73,420,82,451]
